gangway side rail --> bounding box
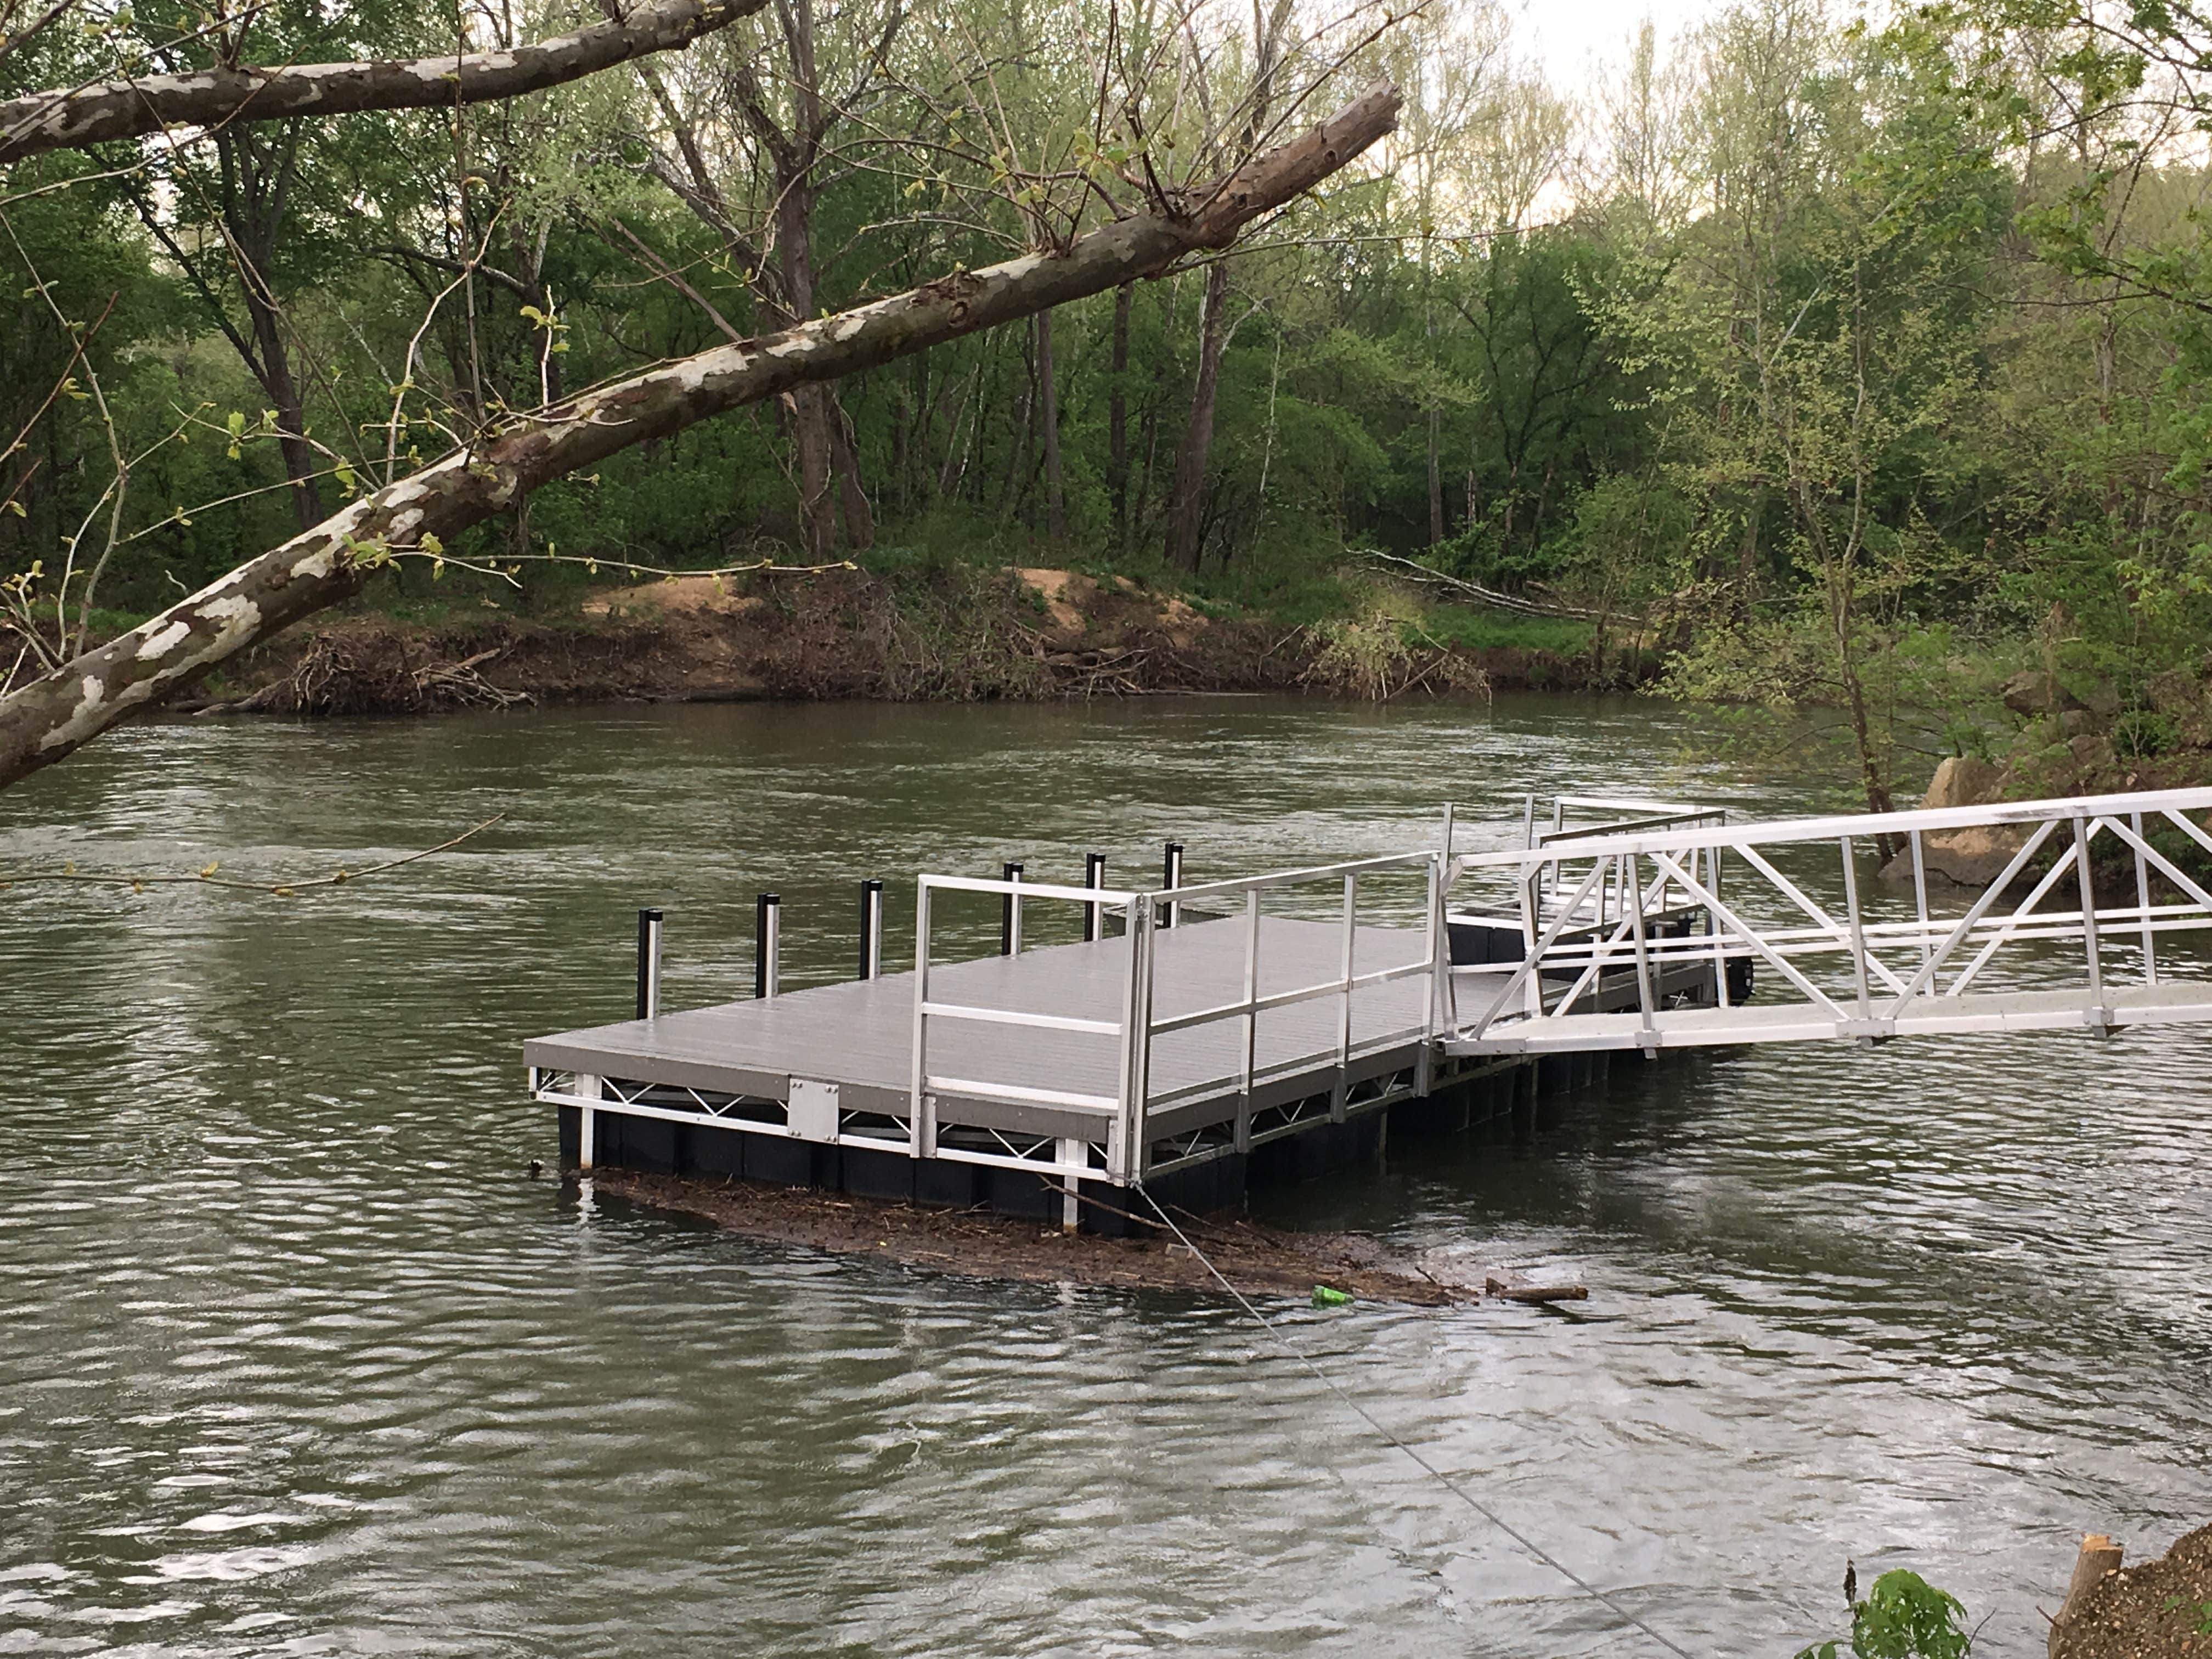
[1447,786,2212,1054]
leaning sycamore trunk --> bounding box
[0,82,1401,791]
[0,0,767,162]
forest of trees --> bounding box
[5,0,2212,809]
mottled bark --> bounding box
[0,80,1400,791]
[0,0,765,163]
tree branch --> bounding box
[0,80,1401,791]
[1,0,766,163]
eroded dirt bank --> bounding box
[583,1167,1504,1306]
[184,565,1596,716]
[2052,1523,2212,1659]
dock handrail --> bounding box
[910,844,1452,1181]
[1132,850,1443,1145]
[910,874,1143,1160]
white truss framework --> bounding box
[1443,786,2212,1056]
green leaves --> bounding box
[1796,1568,1973,1659]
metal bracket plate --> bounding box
[788,1077,840,1142]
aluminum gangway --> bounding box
[1442,785,2212,1057]
[527,785,2212,1226]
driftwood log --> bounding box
[1486,1276,1589,1304]
[0,80,1402,791]
[0,0,763,164]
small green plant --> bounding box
[2158,1593,2212,1634]
[1796,1568,1972,1659]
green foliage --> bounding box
[2158,1593,2212,1634]
[4,0,2212,791]
[1796,1568,1973,1659]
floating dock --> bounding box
[528,787,2212,1229]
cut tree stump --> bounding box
[2047,1532,2125,1657]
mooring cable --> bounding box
[1134,1185,1696,1659]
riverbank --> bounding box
[2050,1523,2212,1659]
[176,562,1610,716]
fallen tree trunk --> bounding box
[0,0,762,164]
[0,80,1400,791]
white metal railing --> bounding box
[1515,794,1730,921]
[910,872,1142,1165]
[910,845,1450,1181]
[1141,850,1445,1127]
[1445,786,2212,1051]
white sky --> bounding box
[1510,0,1719,91]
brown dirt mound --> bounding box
[588,1168,1487,1305]
[187,566,1587,716]
[2053,1524,2212,1659]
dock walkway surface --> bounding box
[526,915,1437,1143]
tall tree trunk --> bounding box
[773,177,839,557]
[237,250,323,533]
[1108,283,1131,548]
[1037,308,1064,542]
[1164,261,1228,573]
[1426,406,1443,546]
[1160,0,1292,573]
[828,391,873,549]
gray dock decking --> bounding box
[526,916,1443,1144]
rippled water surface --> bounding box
[2,696,2205,1657]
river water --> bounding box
[1,695,2204,1657]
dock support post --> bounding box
[1627,856,1657,1056]
[1333,872,1356,1121]
[575,1073,601,1171]
[1111,894,1154,1182]
[910,879,939,1159]
[2132,810,2157,983]
[1057,1140,1085,1232]
[1420,822,1447,1091]
[1161,842,1183,928]
[1842,836,1872,1036]
[635,909,663,1019]
[755,893,780,999]
[1001,862,1024,955]
[1083,853,1106,941]
[2074,813,2108,1028]
[859,879,884,980]
[1238,888,1260,1152]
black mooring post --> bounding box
[1000,861,1024,956]
[859,878,884,980]
[1162,842,1184,929]
[754,892,781,999]
[1083,852,1106,943]
[635,907,664,1019]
